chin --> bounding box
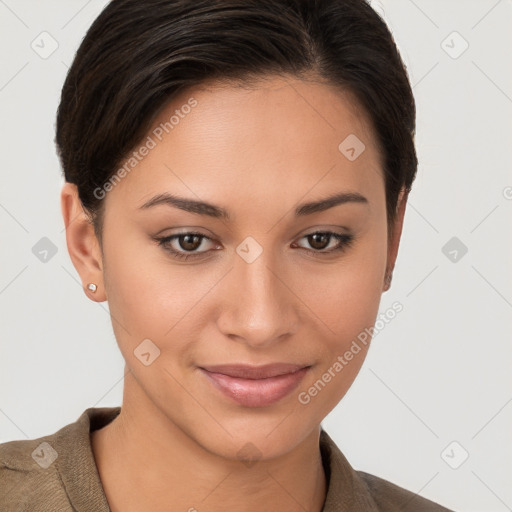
[187,411,320,464]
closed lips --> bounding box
[199,363,311,407]
[200,363,310,379]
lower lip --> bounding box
[200,367,309,407]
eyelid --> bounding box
[154,228,354,261]
[157,231,217,250]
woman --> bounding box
[0,0,454,510]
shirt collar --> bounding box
[55,406,377,512]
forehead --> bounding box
[107,75,384,215]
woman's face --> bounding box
[71,75,404,460]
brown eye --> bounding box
[293,231,355,255]
[154,232,217,261]
[307,233,331,250]
[178,234,203,251]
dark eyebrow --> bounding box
[138,191,368,220]
[139,193,231,220]
[295,192,368,216]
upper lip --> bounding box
[200,363,310,379]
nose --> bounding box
[216,250,300,349]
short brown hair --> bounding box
[55,0,417,242]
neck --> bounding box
[91,373,327,512]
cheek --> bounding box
[101,227,213,355]
[300,228,387,343]
[293,225,387,405]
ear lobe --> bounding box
[61,182,106,302]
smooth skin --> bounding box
[61,74,407,512]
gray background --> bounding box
[0,1,511,510]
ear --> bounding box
[383,186,409,292]
[61,182,107,302]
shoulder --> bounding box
[0,406,120,511]
[356,470,454,512]
[0,433,73,511]
[319,429,454,512]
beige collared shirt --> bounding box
[0,407,453,511]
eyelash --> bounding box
[154,231,355,261]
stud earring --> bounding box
[87,283,97,293]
